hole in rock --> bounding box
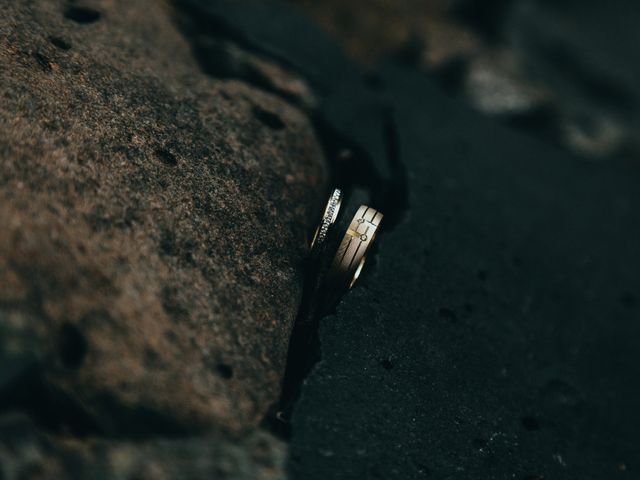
[144,348,160,368]
[161,285,189,320]
[216,363,233,379]
[159,228,177,257]
[33,52,51,71]
[58,323,88,369]
[49,36,72,50]
[64,6,101,24]
[155,148,178,167]
[252,106,286,130]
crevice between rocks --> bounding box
[171,1,410,441]
[270,109,408,439]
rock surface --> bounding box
[0,414,286,480]
[3,0,640,479]
[154,8,640,479]
[290,66,640,479]
[0,0,325,442]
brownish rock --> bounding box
[0,414,287,480]
[288,0,478,66]
[0,0,326,436]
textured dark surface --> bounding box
[0,0,325,439]
[187,3,640,477]
[290,67,640,479]
[2,0,640,478]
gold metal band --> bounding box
[310,188,342,253]
[328,205,383,289]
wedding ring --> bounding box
[310,188,342,253]
[328,205,383,289]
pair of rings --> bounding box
[310,189,383,289]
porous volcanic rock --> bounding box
[290,66,640,480]
[0,0,326,438]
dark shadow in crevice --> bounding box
[266,107,408,439]
[191,38,305,106]
[263,122,375,439]
[173,10,309,108]
[170,0,410,441]
[380,108,409,229]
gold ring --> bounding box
[310,188,342,254]
[328,205,383,289]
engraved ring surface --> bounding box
[310,188,342,253]
[328,205,383,289]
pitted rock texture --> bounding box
[0,0,326,436]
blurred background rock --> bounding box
[290,0,640,159]
[1,0,638,478]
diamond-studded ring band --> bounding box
[328,205,383,289]
[310,188,342,253]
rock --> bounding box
[0,0,326,439]
[4,0,640,478]
[288,0,478,67]
[179,0,405,210]
[290,0,640,160]
[464,48,550,117]
[174,3,640,477]
[0,414,286,480]
[176,31,318,109]
[505,0,640,158]
[290,65,640,479]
